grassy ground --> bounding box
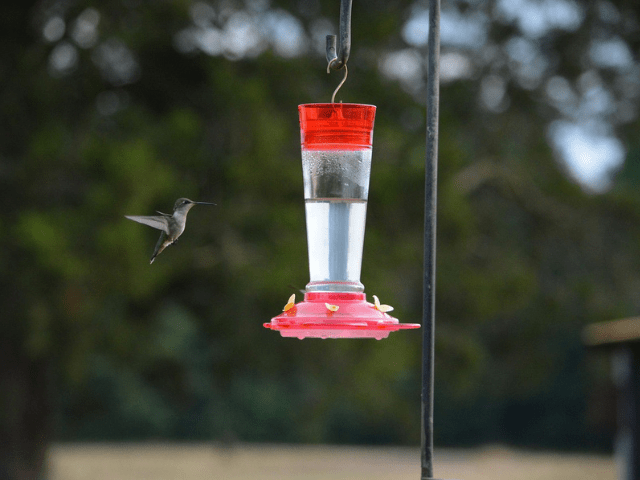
[49,443,616,480]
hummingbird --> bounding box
[125,198,215,264]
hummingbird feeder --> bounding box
[264,103,420,339]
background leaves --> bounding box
[1,0,638,452]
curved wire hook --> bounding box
[329,65,348,103]
[326,0,352,71]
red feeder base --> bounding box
[264,292,420,340]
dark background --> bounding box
[1,0,639,476]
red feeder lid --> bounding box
[299,103,376,150]
[264,292,420,340]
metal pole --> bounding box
[613,345,640,480]
[326,0,352,71]
[421,0,440,478]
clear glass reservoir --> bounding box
[299,103,376,293]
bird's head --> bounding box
[173,198,216,213]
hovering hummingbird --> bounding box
[125,198,215,264]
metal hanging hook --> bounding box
[326,0,352,101]
[330,65,348,103]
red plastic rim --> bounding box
[264,291,420,340]
[299,103,376,150]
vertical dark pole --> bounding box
[630,346,640,480]
[613,345,640,480]
[421,0,440,479]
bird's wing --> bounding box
[156,211,171,217]
[125,215,170,234]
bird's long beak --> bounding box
[194,201,216,206]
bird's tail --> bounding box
[149,232,167,264]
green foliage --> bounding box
[1,0,639,456]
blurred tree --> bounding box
[1,0,639,478]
